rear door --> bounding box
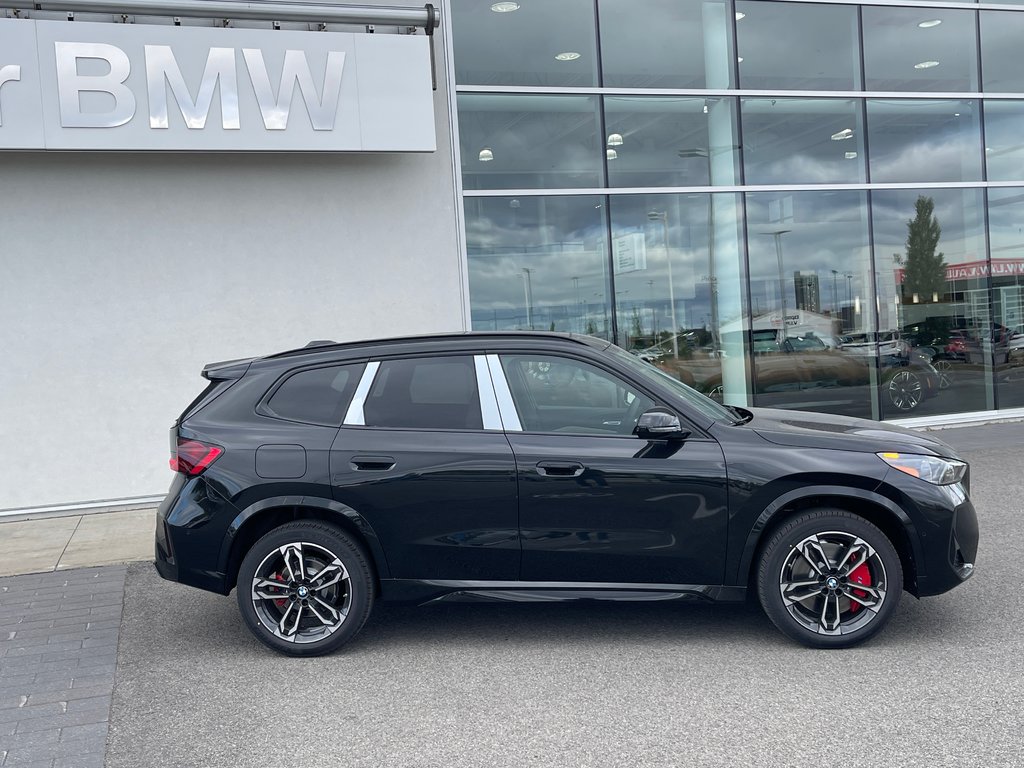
[329,354,519,580]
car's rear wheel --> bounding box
[236,521,374,657]
[756,510,902,648]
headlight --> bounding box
[877,452,967,485]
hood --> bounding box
[737,407,961,459]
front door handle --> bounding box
[351,455,396,471]
[536,461,585,477]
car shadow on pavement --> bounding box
[130,562,983,658]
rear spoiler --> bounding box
[202,357,255,381]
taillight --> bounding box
[170,438,224,476]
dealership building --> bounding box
[2,0,1023,517]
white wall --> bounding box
[0,27,462,511]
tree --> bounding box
[630,307,643,341]
[902,196,947,298]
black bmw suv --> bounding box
[156,333,978,656]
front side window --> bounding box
[363,357,483,430]
[499,354,654,435]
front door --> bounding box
[495,352,729,585]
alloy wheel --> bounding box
[778,531,888,636]
[888,370,923,410]
[250,542,352,644]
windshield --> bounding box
[605,344,737,424]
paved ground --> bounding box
[0,567,126,768]
[1,422,1022,766]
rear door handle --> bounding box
[351,455,396,471]
[536,461,585,477]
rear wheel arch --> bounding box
[738,488,922,597]
[221,498,389,593]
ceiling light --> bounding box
[831,128,854,141]
[954,112,960,117]
[490,2,520,11]
[914,60,940,69]
[735,11,746,20]
[478,148,493,162]
[845,151,858,159]
[703,104,709,114]
[737,57,744,63]
[918,19,942,28]
[606,148,618,160]
[555,52,581,61]
[607,133,623,146]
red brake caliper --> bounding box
[847,554,872,613]
[271,572,288,609]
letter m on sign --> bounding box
[145,45,239,129]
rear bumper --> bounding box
[154,474,237,595]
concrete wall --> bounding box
[0,14,463,511]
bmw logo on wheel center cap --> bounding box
[297,586,309,599]
[827,577,839,590]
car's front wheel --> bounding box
[236,521,374,657]
[756,510,902,648]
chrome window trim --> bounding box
[343,360,380,427]
[474,355,504,431]
[485,354,522,432]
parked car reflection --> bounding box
[649,331,941,417]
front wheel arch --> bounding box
[738,489,921,598]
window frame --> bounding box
[491,350,677,439]
[256,361,367,428]
[341,353,498,433]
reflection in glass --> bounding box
[745,191,876,419]
[741,99,866,185]
[451,0,597,87]
[983,101,1024,182]
[599,0,732,89]
[736,1,860,90]
[871,189,992,418]
[866,100,982,183]
[604,97,739,188]
[981,12,1024,92]
[457,95,603,190]
[987,189,1024,409]
[465,196,611,338]
[608,193,749,406]
[863,7,978,92]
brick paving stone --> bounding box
[0,566,126,768]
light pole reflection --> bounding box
[761,229,792,341]
[647,211,678,358]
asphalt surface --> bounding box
[101,422,1024,768]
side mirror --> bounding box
[634,408,690,441]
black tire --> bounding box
[756,509,902,649]
[236,521,374,657]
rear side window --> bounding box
[363,356,483,430]
[265,364,364,426]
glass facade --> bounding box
[450,0,1024,421]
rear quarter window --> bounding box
[264,364,364,426]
